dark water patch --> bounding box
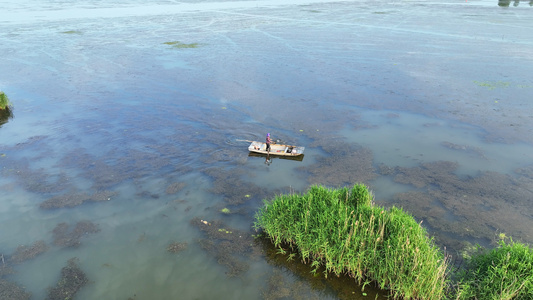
[52,221,100,248]
[299,139,377,187]
[46,257,88,300]
[204,167,272,206]
[257,237,387,300]
[1,158,72,194]
[0,279,31,300]
[60,30,82,34]
[165,182,186,194]
[191,218,258,277]
[386,161,533,251]
[515,164,533,179]
[163,41,201,49]
[0,265,15,278]
[166,241,188,253]
[40,190,117,209]
[441,141,488,160]
[9,240,48,264]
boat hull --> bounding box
[248,141,304,156]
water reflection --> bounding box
[0,107,13,128]
[498,0,533,6]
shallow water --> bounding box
[1,0,533,299]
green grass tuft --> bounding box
[0,91,11,110]
[254,184,449,299]
[455,238,533,299]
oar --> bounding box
[236,139,254,143]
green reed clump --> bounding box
[254,184,449,299]
[455,238,533,300]
[0,91,11,110]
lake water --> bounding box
[1,0,532,299]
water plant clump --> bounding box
[455,238,533,299]
[46,258,88,300]
[254,184,450,299]
[0,279,31,300]
[10,240,49,263]
[163,41,200,49]
[167,241,188,253]
[52,221,100,248]
[0,91,11,110]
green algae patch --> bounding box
[163,41,200,49]
[473,80,510,90]
[254,184,449,299]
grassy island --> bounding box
[254,184,449,299]
[254,184,533,299]
[0,91,11,110]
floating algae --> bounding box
[46,258,88,300]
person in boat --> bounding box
[266,133,272,152]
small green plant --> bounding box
[163,41,200,49]
[455,238,533,299]
[0,91,11,110]
[221,208,231,214]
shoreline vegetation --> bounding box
[254,184,533,299]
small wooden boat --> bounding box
[248,141,305,156]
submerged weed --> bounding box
[163,41,200,49]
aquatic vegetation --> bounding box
[385,161,533,250]
[52,221,100,248]
[205,167,271,205]
[163,41,200,49]
[10,240,48,263]
[220,208,231,214]
[46,258,88,300]
[0,279,30,300]
[299,141,377,186]
[455,239,533,299]
[165,182,186,194]
[40,190,117,209]
[0,92,13,127]
[473,80,510,90]
[254,184,450,299]
[0,91,11,110]
[192,218,258,277]
[440,141,487,160]
[166,242,188,253]
[61,30,82,34]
